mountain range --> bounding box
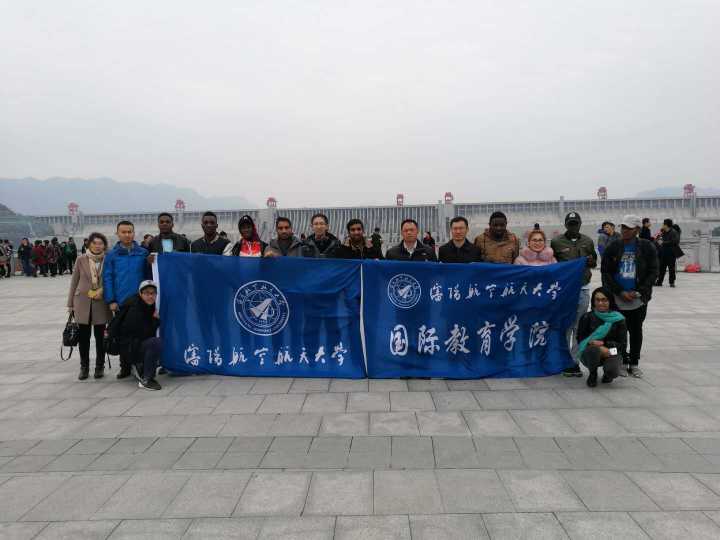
[0,177,256,215]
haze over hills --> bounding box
[0,177,257,215]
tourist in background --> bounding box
[639,218,653,241]
[438,216,481,263]
[386,219,437,261]
[371,227,383,254]
[58,241,69,275]
[422,231,436,250]
[305,213,340,258]
[191,211,230,255]
[148,213,190,254]
[141,234,153,249]
[66,237,78,272]
[0,241,8,278]
[551,211,597,377]
[46,238,61,276]
[67,232,111,380]
[103,220,150,379]
[597,221,621,257]
[225,215,267,257]
[333,219,384,259]
[473,211,519,264]
[514,229,557,266]
[656,218,682,287]
[32,240,47,276]
[576,287,626,387]
[601,215,658,378]
[264,217,310,257]
[18,238,33,277]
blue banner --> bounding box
[157,253,366,378]
[363,258,585,378]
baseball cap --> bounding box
[620,215,642,228]
[138,280,158,293]
[565,212,581,224]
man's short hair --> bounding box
[310,213,329,225]
[489,211,507,223]
[401,218,418,230]
[664,218,674,227]
[346,218,364,232]
[450,216,468,228]
[202,211,218,220]
[276,217,292,228]
[642,217,650,225]
[158,212,173,222]
[374,227,380,232]
[116,220,134,230]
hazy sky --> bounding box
[1,1,718,207]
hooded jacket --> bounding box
[514,246,557,266]
[103,241,150,306]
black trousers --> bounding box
[78,324,105,369]
[619,305,648,366]
[49,262,58,276]
[658,255,676,285]
[580,347,621,380]
[137,337,162,380]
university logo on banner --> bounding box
[234,280,290,336]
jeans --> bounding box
[136,337,162,380]
[21,258,33,276]
[658,256,676,285]
[619,305,648,366]
[567,287,591,362]
[78,324,105,369]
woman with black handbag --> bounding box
[67,232,111,380]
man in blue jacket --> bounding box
[103,220,150,379]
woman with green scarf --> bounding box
[576,287,627,387]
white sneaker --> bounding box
[630,367,643,378]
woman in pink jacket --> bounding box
[514,229,557,266]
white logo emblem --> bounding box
[234,280,290,336]
[387,273,422,309]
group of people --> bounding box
[8,237,79,277]
[57,207,669,390]
[0,239,13,277]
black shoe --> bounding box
[655,282,663,287]
[157,367,168,375]
[138,378,161,391]
[601,374,613,384]
[562,365,583,377]
[78,367,89,380]
[94,366,104,379]
[587,369,598,387]
[670,283,675,288]
[116,367,132,380]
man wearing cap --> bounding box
[191,211,230,255]
[551,211,597,376]
[601,215,658,377]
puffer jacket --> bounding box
[601,238,659,304]
[103,241,150,305]
[514,246,557,266]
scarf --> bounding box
[85,251,105,291]
[577,310,625,356]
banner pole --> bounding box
[359,263,368,375]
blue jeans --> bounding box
[567,287,591,363]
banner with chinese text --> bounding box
[157,253,366,378]
[363,258,585,378]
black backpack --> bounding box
[104,308,130,356]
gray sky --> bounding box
[1,0,718,207]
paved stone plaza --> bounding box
[1,272,720,539]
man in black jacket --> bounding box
[148,213,191,254]
[601,215,658,378]
[333,219,384,259]
[656,218,682,287]
[305,213,340,258]
[191,211,230,255]
[385,219,437,262]
[438,216,481,263]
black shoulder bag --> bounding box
[60,312,80,361]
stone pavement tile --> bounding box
[0,439,38,456]
[373,470,443,514]
[319,413,369,436]
[410,514,488,540]
[43,452,100,472]
[0,522,48,540]
[229,437,273,453]
[431,391,480,411]
[304,471,372,515]
[630,511,720,540]
[599,387,657,408]
[310,436,351,453]
[108,518,191,539]
[560,471,659,511]
[520,450,572,470]
[74,417,136,439]
[511,410,576,436]
[653,407,720,432]
[234,472,310,516]
[208,379,256,396]
[35,398,99,418]
[132,451,184,470]
[557,409,627,435]
[645,387,703,406]
[464,411,522,436]
[347,392,390,413]
[706,510,720,527]
[213,395,263,415]
[328,379,368,393]
[498,470,585,511]
[183,518,264,540]
[68,437,119,454]
[370,412,419,436]
[123,398,183,417]
[555,388,614,408]
[369,380,408,392]
[301,393,347,414]
[23,418,95,440]
[90,384,139,399]
[220,414,275,436]
[656,453,717,473]
[168,415,229,437]
[288,379,331,394]
[627,472,720,510]
[22,474,130,521]
[168,380,221,397]
[108,437,156,454]
[86,453,136,472]
[391,436,434,469]
[93,472,191,519]
[269,414,321,436]
[0,474,70,521]
[416,412,470,436]
[216,453,264,469]
[684,438,720,454]
[172,452,224,470]
[259,394,306,414]
[483,378,529,390]
[482,512,569,540]
[170,396,223,416]
[119,415,185,438]
[1,454,56,472]
[261,452,307,469]
[696,474,720,496]
[473,390,525,410]
[514,437,560,453]
[34,520,120,540]
[640,437,696,455]
[303,450,349,468]
[258,516,335,540]
[437,469,513,512]
[515,390,571,409]
[148,437,196,453]
[249,378,293,394]
[473,436,519,454]
[24,438,79,456]
[390,391,435,412]
[433,436,479,468]
[407,379,449,391]
[604,408,677,433]
[188,436,234,453]
[348,436,391,468]
[164,471,251,518]
[335,515,410,540]
[556,512,650,540]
